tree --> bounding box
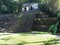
[0,0,25,14]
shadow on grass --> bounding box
[18,31,49,36]
[1,38,10,41]
[0,36,12,41]
[0,34,12,36]
[44,39,60,45]
[0,39,60,45]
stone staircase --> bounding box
[14,13,36,32]
[32,12,58,31]
[4,13,35,32]
[3,12,58,32]
[0,12,58,33]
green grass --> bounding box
[0,33,60,45]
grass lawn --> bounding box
[0,32,60,45]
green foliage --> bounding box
[48,21,59,34]
[0,0,27,14]
[0,0,59,14]
[57,12,60,18]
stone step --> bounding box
[36,14,49,18]
[36,12,57,18]
[33,22,57,25]
[32,24,58,31]
[35,17,58,20]
[32,25,51,31]
[33,21,57,25]
[33,18,57,25]
[36,12,47,15]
